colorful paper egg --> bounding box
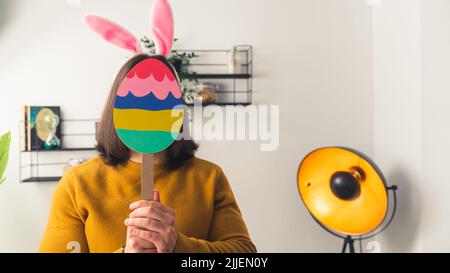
[113,57,184,154]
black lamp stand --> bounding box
[341,236,356,253]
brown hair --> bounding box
[96,53,198,170]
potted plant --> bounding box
[141,37,199,103]
[0,131,11,184]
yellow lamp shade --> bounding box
[297,147,388,236]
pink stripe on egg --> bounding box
[117,74,182,99]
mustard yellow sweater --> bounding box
[39,156,256,253]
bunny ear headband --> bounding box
[84,0,174,57]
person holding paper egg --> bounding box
[39,0,256,253]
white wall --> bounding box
[372,0,423,252]
[420,0,450,252]
[373,0,450,252]
[0,0,375,252]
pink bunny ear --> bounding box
[85,15,141,53]
[151,0,174,57]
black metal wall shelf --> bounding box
[21,147,96,153]
[22,176,62,183]
[19,119,97,183]
[185,102,252,107]
[177,45,253,106]
[195,74,252,79]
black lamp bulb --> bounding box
[330,171,361,201]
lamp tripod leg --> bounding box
[348,237,355,253]
[342,236,355,253]
[341,240,347,253]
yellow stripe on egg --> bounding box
[113,108,183,132]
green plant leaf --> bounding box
[0,131,11,184]
[140,36,200,95]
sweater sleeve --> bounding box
[39,170,91,253]
[174,170,257,253]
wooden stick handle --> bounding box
[141,153,154,201]
[141,153,157,250]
